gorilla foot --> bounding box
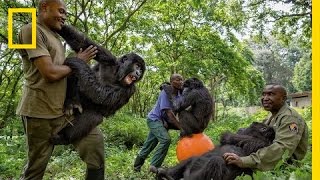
[149,165,158,174]
[155,168,174,180]
[49,134,70,145]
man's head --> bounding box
[170,74,184,90]
[261,83,287,114]
[38,0,67,31]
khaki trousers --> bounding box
[20,115,105,180]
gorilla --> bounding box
[151,122,275,180]
[50,25,146,145]
[162,78,214,136]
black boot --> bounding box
[85,167,104,180]
[133,156,145,172]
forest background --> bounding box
[0,0,312,179]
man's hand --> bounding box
[76,45,98,63]
[223,153,244,168]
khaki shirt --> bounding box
[16,23,66,118]
[240,104,308,171]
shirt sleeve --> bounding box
[19,25,50,60]
[240,115,305,171]
[159,90,172,111]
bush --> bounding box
[0,136,26,179]
[100,112,149,149]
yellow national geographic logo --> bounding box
[8,8,37,49]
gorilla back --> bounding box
[163,78,214,137]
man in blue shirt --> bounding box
[134,74,184,172]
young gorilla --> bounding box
[50,25,146,145]
[162,78,214,136]
[152,122,275,180]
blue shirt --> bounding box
[147,90,180,121]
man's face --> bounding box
[171,75,184,90]
[42,1,67,31]
[261,85,285,113]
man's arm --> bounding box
[164,109,181,130]
[33,46,97,82]
[57,25,117,65]
[33,56,71,82]
[224,115,305,171]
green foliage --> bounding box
[292,52,312,92]
[246,37,311,93]
[0,136,26,179]
[100,112,148,149]
[251,150,311,180]
[245,0,311,48]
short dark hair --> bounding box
[265,82,287,97]
[38,0,64,11]
[170,74,183,82]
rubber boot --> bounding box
[133,156,145,172]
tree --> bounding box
[245,37,310,93]
[292,52,311,92]
[245,0,311,47]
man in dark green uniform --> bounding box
[224,83,308,171]
[17,0,104,179]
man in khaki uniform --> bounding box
[16,0,104,179]
[224,83,308,171]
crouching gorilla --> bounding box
[50,25,146,145]
[152,122,275,180]
[162,78,214,137]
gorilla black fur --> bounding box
[153,122,275,180]
[50,25,146,145]
[162,78,214,136]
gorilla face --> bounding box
[182,77,204,95]
[117,53,145,86]
[238,122,275,141]
[122,63,143,86]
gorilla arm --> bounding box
[161,84,196,112]
[164,109,181,130]
[172,89,197,112]
[65,58,135,106]
[58,25,116,65]
[220,133,272,155]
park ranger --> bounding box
[16,0,103,179]
[223,83,308,170]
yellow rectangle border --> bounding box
[8,8,36,49]
[313,0,319,179]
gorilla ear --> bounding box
[120,55,128,63]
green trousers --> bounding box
[20,115,105,180]
[136,119,171,168]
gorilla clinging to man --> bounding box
[50,25,146,145]
[162,77,214,137]
[152,122,275,180]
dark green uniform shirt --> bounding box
[240,104,308,170]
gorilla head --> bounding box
[237,122,275,141]
[183,77,204,89]
[93,52,145,87]
[117,53,146,86]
